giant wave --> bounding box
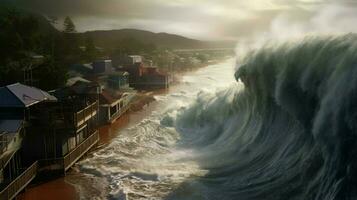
[168,35,357,200]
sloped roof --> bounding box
[128,55,142,58]
[70,81,99,94]
[110,71,129,76]
[0,120,23,133]
[94,59,111,63]
[0,87,24,107]
[53,81,100,100]
[66,76,91,87]
[0,83,57,108]
[100,90,123,105]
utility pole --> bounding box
[23,64,33,86]
[23,55,44,86]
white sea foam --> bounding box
[77,59,236,199]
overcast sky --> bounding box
[4,0,357,40]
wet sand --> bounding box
[18,178,78,200]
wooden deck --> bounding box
[0,131,99,199]
[39,130,99,172]
[0,161,38,200]
[63,130,99,171]
[108,104,130,124]
[74,101,98,127]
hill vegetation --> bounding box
[82,29,234,50]
[0,6,234,90]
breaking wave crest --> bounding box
[169,35,357,200]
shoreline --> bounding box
[17,59,228,200]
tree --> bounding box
[62,16,80,63]
[0,9,68,89]
[35,57,68,90]
[63,16,76,33]
[0,10,42,86]
[113,38,157,55]
[0,10,40,60]
[83,36,97,61]
[46,16,58,58]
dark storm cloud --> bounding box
[7,0,172,17]
[4,0,357,39]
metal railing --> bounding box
[109,104,131,123]
[74,101,98,127]
[0,131,99,199]
[0,133,9,154]
[0,161,38,200]
[38,130,99,173]
[63,130,99,171]
[0,151,16,172]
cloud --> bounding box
[264,3,357,41]
[235,2,357,64]
[4,0,357,40]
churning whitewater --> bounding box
[79,35,357,200]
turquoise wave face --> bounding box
[78,35,357,200]
[170,35,357,200]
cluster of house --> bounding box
[119,55,171,89]
[69,55,170,122]
[0,55,170,199]
[72,55,170,90]
[0,82,99,199]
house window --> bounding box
[110,105,117,116]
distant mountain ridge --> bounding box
[81,29,235,50]
[0,3,235,50]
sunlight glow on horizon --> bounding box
[9,0,357,40]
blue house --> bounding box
[107,71,130,90]
[93,60,113,74]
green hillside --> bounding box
[82,29,235,50]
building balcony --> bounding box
[107,104,131,124]
[39,130,99,173]
[74,101,98,128]
[63,130,99,171]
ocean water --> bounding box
[78,58,238,199]
[79,35,357,200]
